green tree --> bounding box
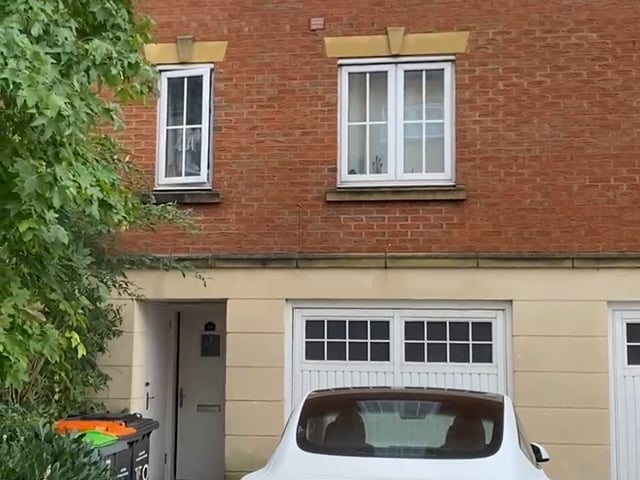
[0,0,194,414]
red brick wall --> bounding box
[122,0,640,254]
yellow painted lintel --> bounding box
[323,31,469,58]
[144,41,228,65]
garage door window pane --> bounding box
[472,344,493,363]
[427,322,447,341]
[327,341,347,361]
[370,342,390,361]
[427,343,447,362]
[306,320,324,339]
[449,322,469,341]
[472,322,492,342]
[349,342,368,361]
[349,321,368,340]
[371,321,390,340]
[405,343,425,362]
[327,320,346,339]
[628,345,640,365]
[306,341,324,360]
[405,321,425,341]
[627,323,640,343]
[449,343,470,363]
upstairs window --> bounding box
[338,60,454,187]
[156,66,212,188]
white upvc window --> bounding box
[156,65,212,188]
[338,60,454,187]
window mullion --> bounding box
[422,69,427,174]
[365,73,370,175]
[181,77,188,177]
[393,66,401,180]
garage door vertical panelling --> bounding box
[292,306,508,409]
[612,309,640,480]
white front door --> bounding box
[143,304,175,480]
[291,305,508,410]
[611,308,640,480]
[176,309,226,480]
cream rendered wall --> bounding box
[95,299,144,411]
[114,267,631,480]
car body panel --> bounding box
[242,387,553,480]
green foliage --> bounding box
[0,405,110,480]
[0,1,200,412]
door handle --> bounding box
[179,387,185,408]
[145,391,156,410]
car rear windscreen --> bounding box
[296,390,504,459]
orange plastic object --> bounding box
[54,419,136,437]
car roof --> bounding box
[305,386,504,404]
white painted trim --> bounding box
[336,61,456,188]
[338,56,456,65]
[284,301,294,418]
[156,66,212,188]
[608,304,618,480]
[288,299,511,310]
[503,304,514,399]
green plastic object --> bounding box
[80,430,118,448]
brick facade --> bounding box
[122,0,640,254]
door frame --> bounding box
[284,299,513,416]
[144,302,180,480]
[608,302,640,480]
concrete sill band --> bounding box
[132,253,640,269]
[152,190,222,205]
[325,186,467,202]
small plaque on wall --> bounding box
[201,332,220,357]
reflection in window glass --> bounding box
[297,390,504,459]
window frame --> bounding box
[402,318,495,365]
[155,64,213,189]
[303,317,393,363]
[337,58,455,188]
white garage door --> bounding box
[291,306,509,409]
[611,309,640,480]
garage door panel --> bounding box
[300,370,395,396]
[400,371,500,393]
[292,306,508,408]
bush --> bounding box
[0,405,110,480]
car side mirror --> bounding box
[530,442,550,463]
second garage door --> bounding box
[290,304,509,409]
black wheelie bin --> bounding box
[63,412,159,480]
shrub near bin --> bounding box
[0,421,110,480]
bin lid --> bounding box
[65,413,159,437]
[54,419,136,437]
[65,412,142,424]
[80,431,118,448]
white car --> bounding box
[243,387,553,480]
